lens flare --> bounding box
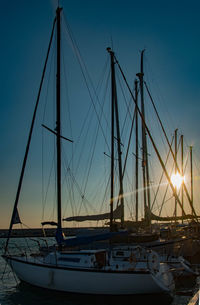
[171,173,185,189]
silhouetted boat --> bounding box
[2,5,175,296]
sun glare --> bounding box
[171,173,185,189]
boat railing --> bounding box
[4,238,49,260]
[5,243,28,259]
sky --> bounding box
[1,0,200,229]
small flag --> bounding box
[12,208,21,224]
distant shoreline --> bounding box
[0,227,107,238]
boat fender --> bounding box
[178,256,195,274]
[147,251,160,274]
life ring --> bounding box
[147,251,160,274]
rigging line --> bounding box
[62,15,110,152]
[61,52,76,217]
[42,129,44,215]
[62,166,76,220]
[68,67,103,177]
[151,136,174,210]
[62,55,74,216]
[41,152,55,221]
[115,56,196,217]
[81,78,109,201]
[62,46,73,140]
[62,157,76,217]
[18,223,46,242]
[78,114,98,194]
[159,184,170,216]
[75,113,94,181]
[125,166,135,194]
[42,40,56,123]
[184,151,189,174]
[116,72,134,124]
[123,188,134,220]
[70,42,110,154]
[145,57,176,134]
[62,164,76,218]
[74,70,109,205]
[98,160,112,215]
[91,175,109,204]
[99,69,111,133]
[116,107,136,207]
[144,80,196,216]
[71,104,93,170]
[41,44,56,214]
[117,75,136,145]
[62,156,97,214]
[160,163,176,216]
[96,57,110,94]
[61,48,75,186]
[10,267,19,285]
[68,175,76,217]
[1,261,8,281]
[42,24,56,221]
[49,141,57,223]
[148,184,158,213]
[4,17,57,253]
[42,49,72,219]
[176,134,181,153]
[42,61,57,222]
[71,76,107,192]
[16,223,32,254]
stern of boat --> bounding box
[152,262,175,294]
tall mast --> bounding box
[135,79,139,222]
[107,47,124,229]
[108,47,115,231]
[174,128,178,219]
[137,50,151,225]
[181,135,184,223]
[190,146,194,215]
[4,16,56,253]
[56,7,62,231]
[114,55,197,218]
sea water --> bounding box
[0,238,193,305]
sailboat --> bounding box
[2,6,175,295]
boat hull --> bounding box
[3,255,170,295]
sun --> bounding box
[171,173,185,189]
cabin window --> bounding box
[116,251,124,256]
[58,257,80,263]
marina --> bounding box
[1,1,200,304]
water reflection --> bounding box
[3,282,174,305]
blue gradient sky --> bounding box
[1,0,200,229]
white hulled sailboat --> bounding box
[2,6,174,295]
